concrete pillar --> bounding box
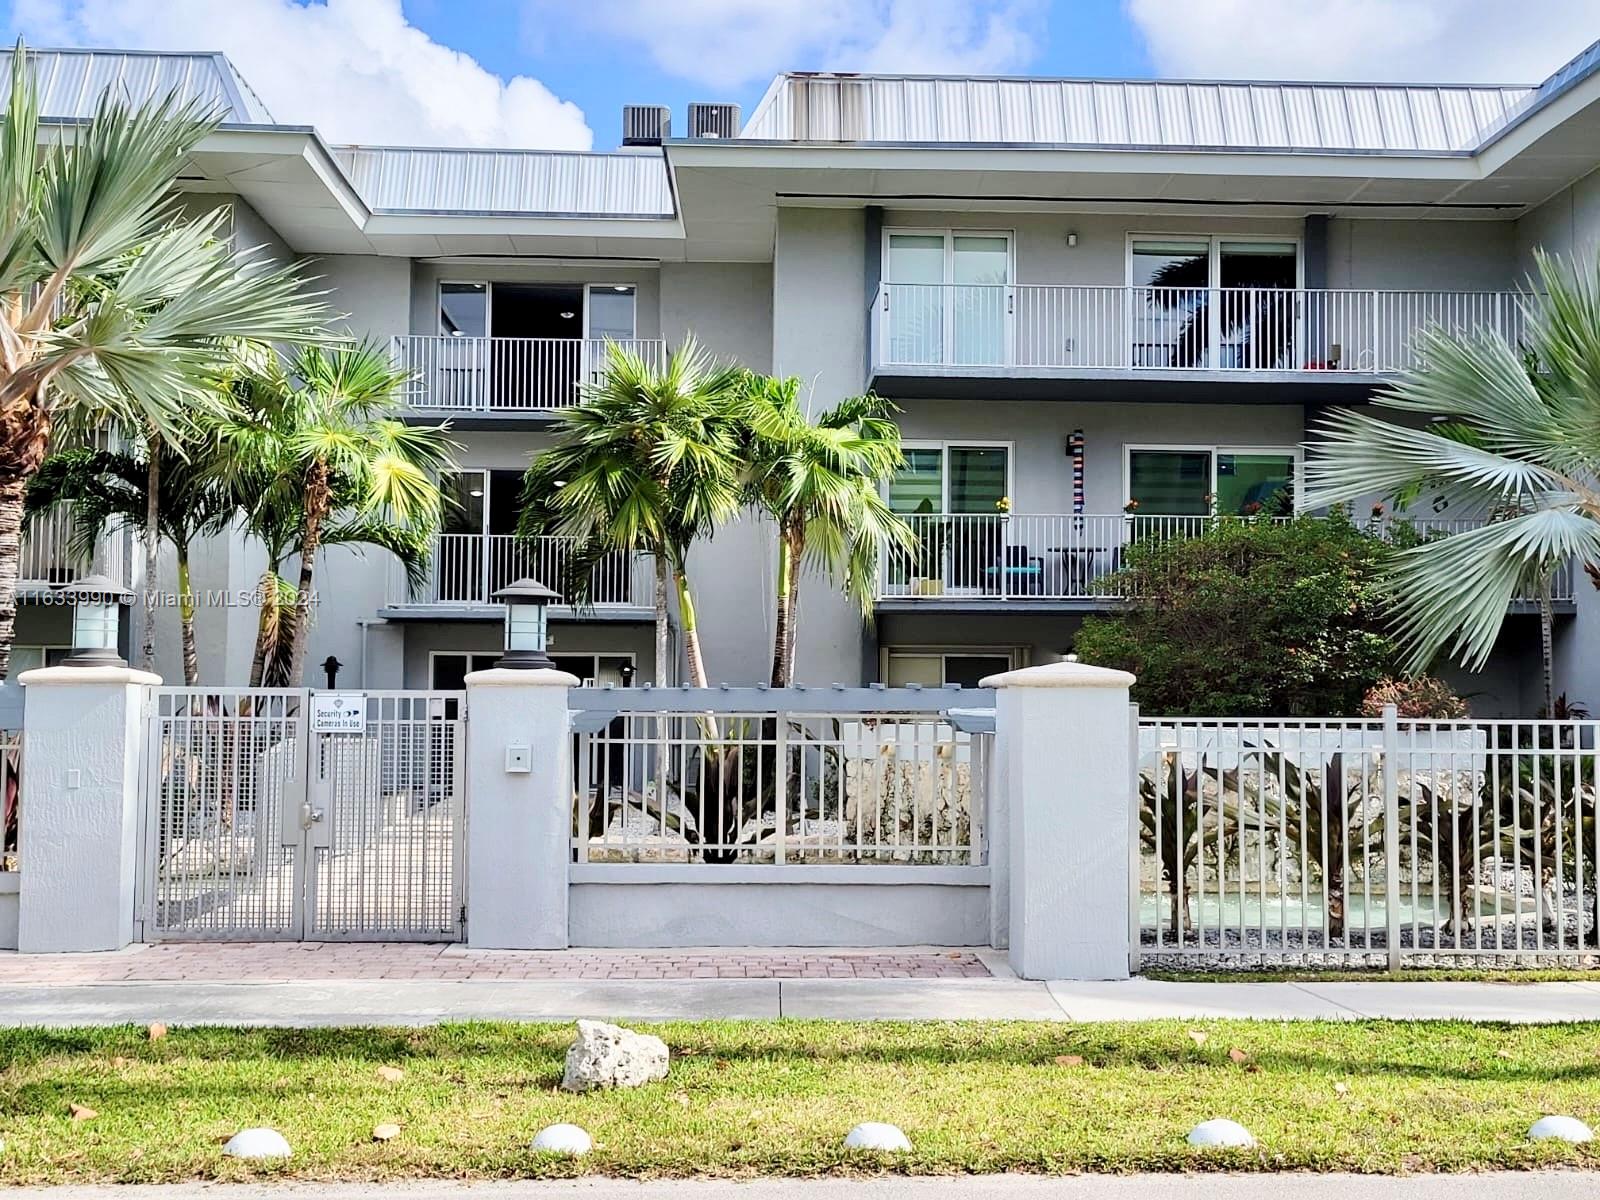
[984,661,1136,981]
[463,666,579,948]
[17,665,160,953]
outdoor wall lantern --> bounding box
[493,577,560,670]
[62,574,134,668]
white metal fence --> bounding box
[880,513,1576,604]
[1136,711,1600,967]
[392,335,667,412]
[571,689,993,866]
[19,504,130,587]
[874,283,1529,374]
[141,688,465,941]
[395,534,654,608]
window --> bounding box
[428,652,500,690]
[887,443,1011,515]
[1129,236,1300,369]
[585,285,637,341]
[886,649,1016,689]
[439,282,487,337]
[1126,447,1297,516]
[8,646,71,673]
[551,653,637,687]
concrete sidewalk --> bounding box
[8,1176,1600,1199]
[1,973,1599,1025]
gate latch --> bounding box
[301,802,326,827]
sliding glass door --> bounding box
[887,444,1012,593]
[1126,447,1297,518]
[886,231,1011,366]
[1128,236,1301,369]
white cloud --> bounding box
[10,0,593,148]
[540,0,1045,91]
[1125,0,1596,84]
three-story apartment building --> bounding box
[8,41,1600,713]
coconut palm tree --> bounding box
[0,42,324,678]
[26,435,236,684]
[516,338,745,686]
[740,375,913,686]
[218,341,454,685]
[1305,251,1600,717]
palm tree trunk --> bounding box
[769,532,792,687]
[141,430,160,672]
[176,547,198,686]
[653,554,670,685]
[248,565,279,688]
[285,461,330,687]
[1539,580,1555,718]
[0,477,25,681]
[676,570,709,688]
[785,535,802,684]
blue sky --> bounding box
[3,1,1594,150]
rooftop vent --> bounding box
[622,104,671,146]
[688,102,741,139]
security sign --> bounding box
[311,692,367,734]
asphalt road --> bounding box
[8,1176,1600,1199]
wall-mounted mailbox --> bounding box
[505,742,532,774]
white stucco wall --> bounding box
[1325,219,1517,291]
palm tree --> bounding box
[0,42,323,678]
[740,375,913,686]
[26,436,236,684]
[517,338,745,686]
[1143,254,1297,370]
[1305,251,1600,717]
[219,341,454,685]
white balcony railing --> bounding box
[394,533,654,609]
[872,284,1530,375]
[880,513,1574,604]
[19,504,129,588]
[392,336,668,412]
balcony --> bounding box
[391,336,667,421]
[878,513,1574,610]
[868,284,1528,402]
[18,505,130,592]
[385,534,655,618]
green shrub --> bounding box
[1073,512,1400,716]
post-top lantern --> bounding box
[61,573,135,668]
[492,577,560,670]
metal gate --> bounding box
[140,688,466,941]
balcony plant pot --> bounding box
[914,577,945,597]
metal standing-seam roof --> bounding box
[740,72,1538,153]
[331,145,675,217]
[0,46,274,124]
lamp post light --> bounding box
[492,577,560,670]
[61,574,134,668]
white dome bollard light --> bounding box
[222,1128,292,1159]
[1529,1116,1593,1144]
[843,1122,912,1152]
[531,1123,593,1156]
[1187,1118,1256,1148]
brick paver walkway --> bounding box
[0,943,992,982]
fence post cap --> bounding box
[18,665,162,687]
[464,667,581,688]
[981,661,1135,689]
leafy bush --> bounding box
[1073,512,1401,716]
[1360,675,1470,719]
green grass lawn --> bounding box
[1,1020,1597,1183]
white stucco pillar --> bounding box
[463,667,579,949]
[984,661,1136,981]
[17,665,161,953]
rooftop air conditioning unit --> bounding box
[622,104,671,146]
[688,102,741,139]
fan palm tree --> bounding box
[218,341,454,685]
[517,337,745,686]
[0,42,324,678]
[1305,251,1600,718]
[26,436,236,684]
[740,375,913,686]
[1144,254,1298,370]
